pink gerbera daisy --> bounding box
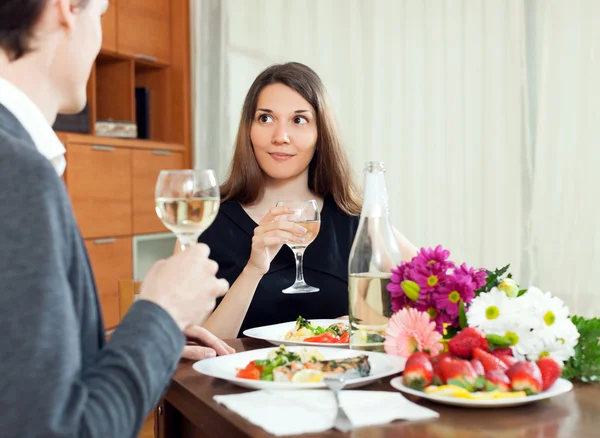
[384,308,444,358]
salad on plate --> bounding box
[284,316,350,344]
[235,345,371,383]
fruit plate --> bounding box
[390,377,573,408]
[243,319,349,347]
[193,346,406,390]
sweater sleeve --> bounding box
[0,145,185,437]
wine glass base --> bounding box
[282,283,320,294]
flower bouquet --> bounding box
[384,246,599,401]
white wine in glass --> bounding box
[155,169,220,250]
[276,199,321,294]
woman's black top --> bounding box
[198,195,359,337]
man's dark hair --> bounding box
[0,0,91,61]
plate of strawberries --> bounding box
[390,327,573,407]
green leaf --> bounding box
[443,326,460,340]
[562,315,600,382]
[474,376,487,390]
[447,378,474,392]
[459,300,467,328]
[517,289,528,297]
[486,334,511,348]
[484,380,497,392]
[475,264,512,296]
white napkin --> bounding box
[214,389,439,436]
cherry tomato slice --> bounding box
[236,363,261,380]
[304,332,339,343]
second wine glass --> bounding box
[155,169,220,251]
[276,199,321,294]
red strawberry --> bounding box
[470,359,485,376]
[403,352,434,390]
[472,347,509,372]
[490,348,513,357]
[484,369,511,392]
[430,351,453,366]
[536,357,562,391]
[448,327,489,359]
[498,355,519,367]
[506,361,543,395]
[431,353,453,385]
[440,359,478,391]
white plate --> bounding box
[390,377,573,408]
[243,319,350,347]
[193,346,406,390]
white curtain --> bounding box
[190,0,599,317]
[527,0,600,317]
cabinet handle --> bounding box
[92,145,115,152]
[93,238,117,245]
[135,54,158,63]
[152,150,172,156]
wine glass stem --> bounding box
[180,241,192,252]
[293,250,306,284]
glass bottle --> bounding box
[348,161,403,351]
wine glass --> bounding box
[155,169,220,251]
[276,199,321,294]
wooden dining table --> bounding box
[155,338,598,438]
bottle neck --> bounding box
[361,172,389,218]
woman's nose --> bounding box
[272,124,290,145]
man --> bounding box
[0,0,231,436]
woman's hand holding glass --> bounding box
[245,206,308,276]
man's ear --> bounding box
[55,0,77,31]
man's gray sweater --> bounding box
[0,105,185,437]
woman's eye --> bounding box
[258,114,273,123]
[293,116,308,125]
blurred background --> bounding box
[190,0,600,317]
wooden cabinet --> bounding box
[132,149,184,234]
[117,0,171,64]
[56,0,192,332]
[66,144,132,238]
[101,0,118,53]
[85,237,132,329]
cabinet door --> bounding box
[85,237,132,330]
[101,0,118,52]
[132,149,183,235]
[66,144,132,238]
[117,0,171,64]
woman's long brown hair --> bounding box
[220,62,362,216]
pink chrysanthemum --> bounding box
[384,308,444,358]
[432,276,477,319]
[413,245,452,267]
[454,263,487,290]
[412,295,454,333]
[411,263,449,293]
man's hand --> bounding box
[181,325,235,360]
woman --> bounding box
[197,62,417,338]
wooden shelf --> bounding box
[56,133,185,152]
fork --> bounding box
[324,374,353,432]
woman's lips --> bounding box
[269,153,295,162]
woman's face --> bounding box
[250,83,318,181]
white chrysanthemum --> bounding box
[521,286,571,342]
[466,288,521,333]
[528,318,579,362]
[501,324,541,355]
